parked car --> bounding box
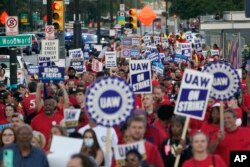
[22,33,41,55]
[0,55,28,86]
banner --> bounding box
[105,51,117,68]
[113,141,146,167]
[174,69,214,120]
[38,66,64,83]
[64,108,81,128]
[129,60,152,94]
[174,54,190,63]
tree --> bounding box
[168,0,244,19]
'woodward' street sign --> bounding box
[0,35,32,47]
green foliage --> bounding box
[169,0,244,19]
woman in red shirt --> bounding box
[182,131,226,167]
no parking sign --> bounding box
[5,16,18,36]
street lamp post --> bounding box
[73,0,82,48]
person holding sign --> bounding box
[208,109,250,166]
[182,131,226,167]
[116,116,164,167]
[160,116,192,167]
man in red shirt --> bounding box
[125,116,164,167]
[209,109,250,166]
[31,82,63,148]
[22,81,37,124]
[153,85,171,111]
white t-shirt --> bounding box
[78,124,118,167]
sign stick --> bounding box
[141,93,144,109]
[105,128,111,167]
[220,101,224,131]
[174,117,190,167]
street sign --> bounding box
[5,16,19,36]
[0,35,32,47]
[45,25,55,40]
[120,4,125,11]
[118,11,126,25]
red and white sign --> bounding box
[92,59,103,72]
[45,25,55,39]
[5,16,18,36]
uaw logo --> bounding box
[202,61,240,100]
[85,77,135,127]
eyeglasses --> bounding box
[2,134,14,137]
[125,158,138,162]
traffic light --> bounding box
[125,8,137,30]
[52,0,64,31]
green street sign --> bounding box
[118,16,126,25]
[0,35,32,47]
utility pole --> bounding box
[97,0,101,44]
[73,0,82,48]
[9,0,17,89]
[110,0,113,28]
[120,0,124,36]
[165,0,168,34]
[47,0,53,25]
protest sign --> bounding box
[194,38,202,53]
[69,48,84,59]
[211,49,220,56]
[92,59,103,72]
[174,69,214,120]
[174,54,190,63]
[85,76,134,127]
[27,65,39,75]
[153,36,160,45]
[38,55,52,67]
[0,123,12,131]
[143,36,151,46]
[105,51,117,68]
[41,40,59,61]
[202,61,241,100]
[131,38,141,46]
[152,61,164,75]
[180,43,192,57]
[113,141,146,167]
[48,136,83,167]
[64,108,81,128]
[185,31,192,42]
[38,66,64,83]
[129,60,152,94]
[70,60,85,73]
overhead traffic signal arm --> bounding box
[52,0,64,31]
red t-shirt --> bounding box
[144,141,164,167]
[216,127,250,166]
[152,119,170,140]
[31,112,63,147]
[200,122,219,144]
[22,93,37,116]
[144,124,165,150]
[0,103,5,121]
[154,97,171,112]
[182,154,226,167]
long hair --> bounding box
[0,127,16,147]
[81,128,101,158]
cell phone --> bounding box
[3,149,13,167]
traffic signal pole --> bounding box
[9,0,17,89]
[47,0,53,25]
[73,0,82,48]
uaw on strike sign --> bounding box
[174,69,214,120]
[129,60,152,94]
